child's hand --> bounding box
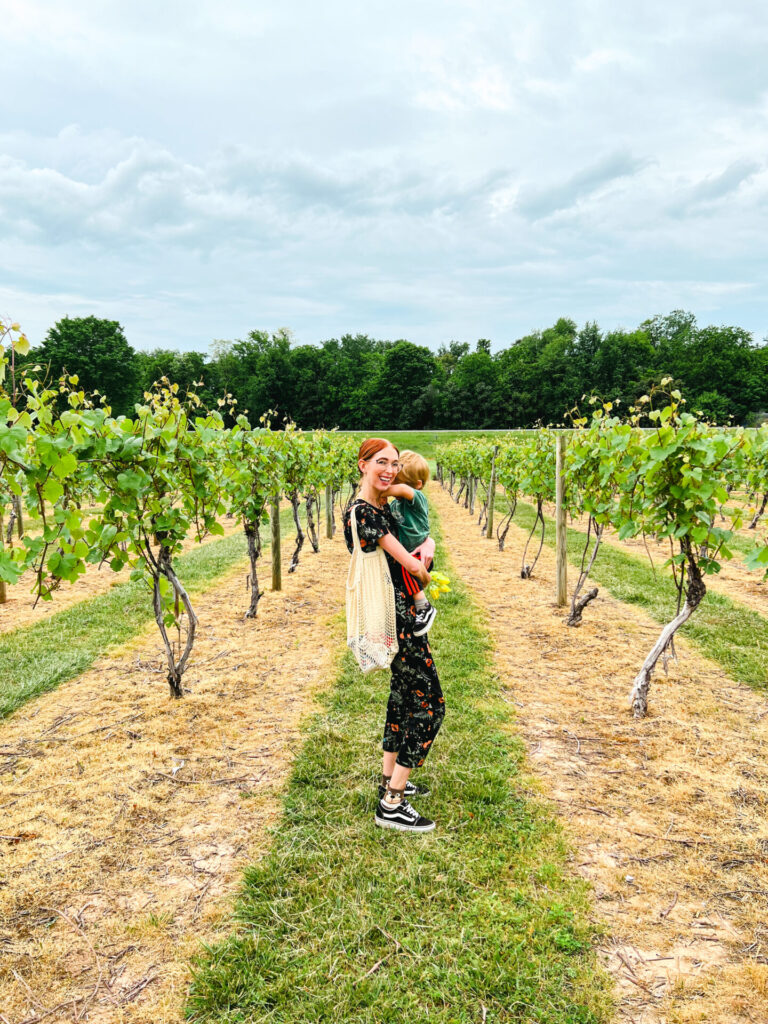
[412,537,435,567]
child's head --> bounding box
[395,450,430,490]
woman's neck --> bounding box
[359,482,387,508]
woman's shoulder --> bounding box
[351,498,388,519]
[348,498,395,534]
[345,497,377,522]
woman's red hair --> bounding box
[357,437,399,463]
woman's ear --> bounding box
[358,459,367,475]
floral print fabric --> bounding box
[344,499,445,768]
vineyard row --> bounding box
[435,385,768,717]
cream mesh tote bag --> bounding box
[346,505,398,673]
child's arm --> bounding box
[383,482,415,502]
[379,533,431,586]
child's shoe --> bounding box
[413,602,437,636]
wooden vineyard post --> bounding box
[485,447,498,539]
[325,483,333,539]
[271,497,282,591]
[555,433,568,607]
[469,476,475,516]
[12,495,23,538]
[0,508,6,604]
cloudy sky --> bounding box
[2,0,768,353]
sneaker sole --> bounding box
[374,816,436,833]
[412,619,435,637]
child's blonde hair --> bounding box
[396,450,430,488]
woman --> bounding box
[344,438,446,833]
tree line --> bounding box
[20,310,768,427]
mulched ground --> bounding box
[0,517,243,636]
[433,483,768,1024]
[0,529,349,1024]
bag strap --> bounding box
[349,503,362,553]
[346,505,362,591]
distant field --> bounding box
[342,429,509,460]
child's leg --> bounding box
[402,564,425,604]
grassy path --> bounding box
[187,513,612,1024]
[495,495,768,693]
[0,509,296,718]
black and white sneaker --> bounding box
[413,602,437,637]
[375,798,435,833]
[377,779,431,801]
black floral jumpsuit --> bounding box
[344,499,445,769]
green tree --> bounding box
[590,328,657,401]
[36,316,137,417]
[367,340,435,429]
[445,350,499,427]
[134,349,218,411]
[436,341,470,379]
[208,329,294,426]
[495,318,577,426]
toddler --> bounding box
[386,449,437,636]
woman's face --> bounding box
[359,445,400,495]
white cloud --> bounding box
[574,49,639,73]
[516,152,649,221]
[0,0,767,351]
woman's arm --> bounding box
[379,532,431,586]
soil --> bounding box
[0,526,348,1023]
[433,483,768,1024]
[537,500,768,621]
[0,517,243,636]
[6,479,768,1024]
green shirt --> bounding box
[390,489,430,551]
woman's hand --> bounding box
[410,559,431,587]
[380,533,430,585]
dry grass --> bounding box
[548,501,768,620]
[433,484,768,1024]
[0,529,348,1023]
[0,517,243,636]
[601,519,767,621]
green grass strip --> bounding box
[0,510,299,719]
[186,516,612,1024]
[342,430,513,462]
[495,495,768,692]
[721,524,766,561]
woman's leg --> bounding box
[381,666,413,802]
[380,646,444,806]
